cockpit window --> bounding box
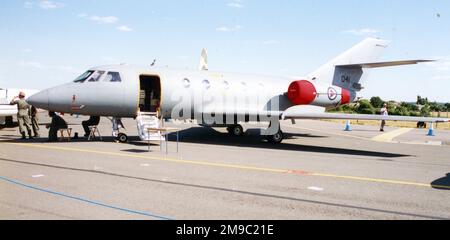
[104,72,122,82]
[87,71,105,82]
[73,70,94,83]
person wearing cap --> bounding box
[10,92,33,139]
[380,103,388,132]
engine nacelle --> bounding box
[287,80,354,107]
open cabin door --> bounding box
[137,75,164,141]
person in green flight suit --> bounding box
[30,105,40,138]
[9,92,33,139]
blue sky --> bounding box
[0,0,449,102]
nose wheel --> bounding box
[116,133,128,143]
[227,125,244,137]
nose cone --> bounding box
[28,90,49,110]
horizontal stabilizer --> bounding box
[282,111,450,123]
[336,60,434,69]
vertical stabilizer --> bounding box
[306,38,389,90]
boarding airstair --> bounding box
[0,89,8,104]
[136,112,165,141]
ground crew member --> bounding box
[82,116,100,137]
[9,92,33,139]
[46,112,68,142]
[380,103,388,132]
[30,105,40,138]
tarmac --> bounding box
[0,113,449,219]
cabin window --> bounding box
[73,70,94,83]
[104,72,122,82]
[87,71,105,82]
[183,78,191,88]
[241,82,247,91]
[202,79,211,90]
[222,81,230,90]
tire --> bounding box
[117,133,128,143]
[229,125,244,137]
[266,130,284,144]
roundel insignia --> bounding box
[327,87,337,101]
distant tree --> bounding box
[417,95,429,105]
[400,102,419,112]
[370,96,384,109]
[445,103,450,111]
[420,105,431,117]
[429,102,445,112]
[356,99,375,114]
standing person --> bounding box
[9,92,33,139]
[82,116,100,137]
[46,112,68,142]
[380,103,388,132]
[30,105,40,138]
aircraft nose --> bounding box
[28,90,49,110]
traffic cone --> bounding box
[427,122,435,136]
[344,120,352,131]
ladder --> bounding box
[0,89,7,104]
[136,112,164,141]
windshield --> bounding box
[74,71,94,83]
[87,71,105,82]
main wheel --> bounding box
[266,130,284,144]
[228,125,244,137]
[117,133,128,143]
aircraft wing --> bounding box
[336,60,434,69]
[282,111,450,123]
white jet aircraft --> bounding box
[0,88,39,128]
[27,38,449,143]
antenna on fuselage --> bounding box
[198,48,208,71]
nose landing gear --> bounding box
[227,124,244,137]
[116,133,128,143]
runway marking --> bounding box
[307,186,324,192]
[32,174,45,178]
[3,142,450,190]
[371,128,413,142]
[140,163,150,167]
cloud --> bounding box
[24,1,34,8]
[216,25,243,32]
[227,1,244,8]
[79,13,133,32]
[117,25,132,32]
[342,28,380,36]
[39,1,65,10]
[79,14,119,24]
[90,15,119,24]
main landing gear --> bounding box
[226,123,284,144]
[265,129,284,144]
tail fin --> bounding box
[307,38,433,92]
[307,38,389,91]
